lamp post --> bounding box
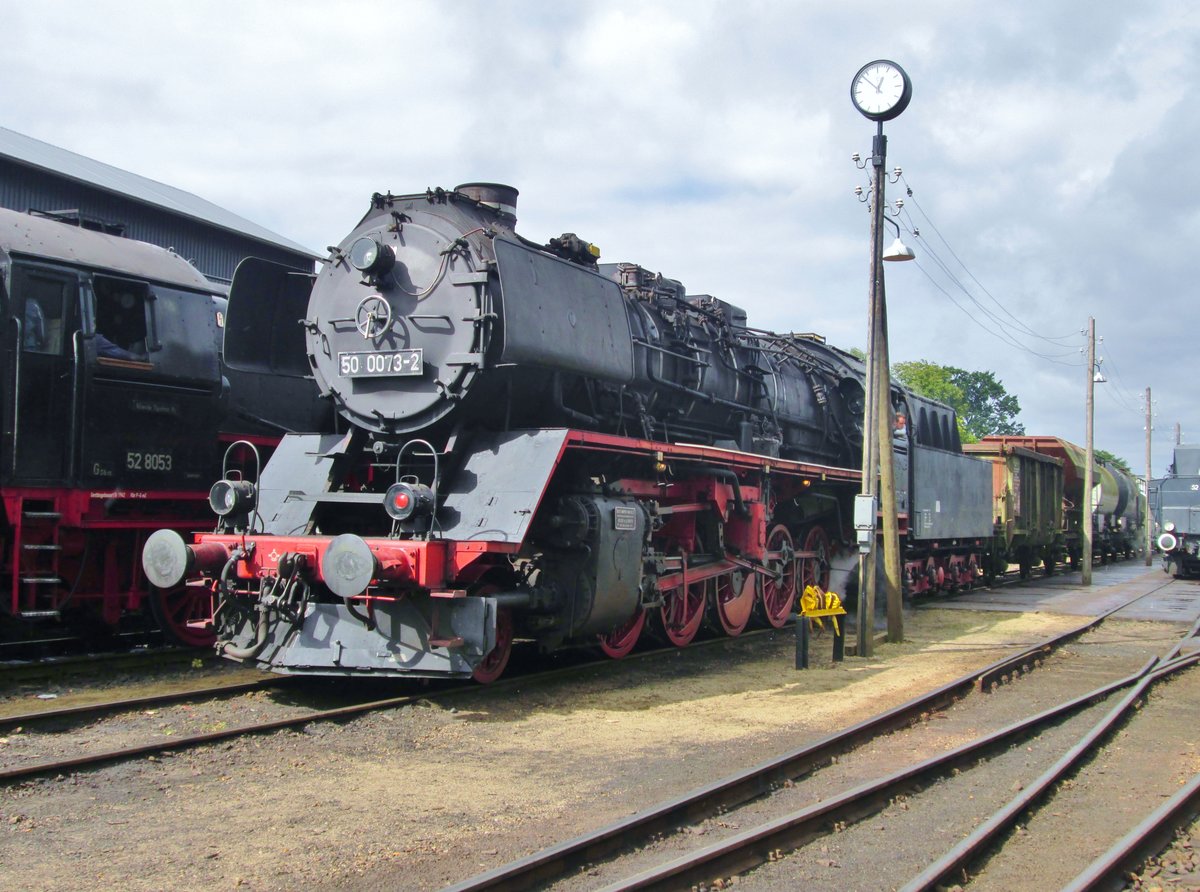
[1144,386,1153,567]
[850,61,913,655]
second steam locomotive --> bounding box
[143,183,1142,680]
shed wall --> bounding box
[0,159,310,283]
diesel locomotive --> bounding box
[143,183,1006,681]
[0,207,329,645]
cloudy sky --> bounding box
[4,1,1196,474]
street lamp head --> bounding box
[883,236,916,262]
[1093,370,1107,383]
[880,216,916,261]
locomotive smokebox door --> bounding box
[307,217,487,436]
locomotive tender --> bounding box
[143,183,1005,681]
[0,207,328,644]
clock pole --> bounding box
[850,61,912,655]
[860,121,904,654]
[872,122,905,648]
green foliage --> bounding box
[893,360,1024,444]
[1095,449,1131,473]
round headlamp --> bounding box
[1164,521,1176,533]
[1158,532,1178,552]
[348,237,395,276]
[385,482,435,521]
[209,479,257,517]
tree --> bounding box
[1095,449,1131,473]
[893,360,1023,444]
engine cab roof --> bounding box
[0,206,213,292]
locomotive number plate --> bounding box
[338,349,423,378]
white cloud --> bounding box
[1,0,1197,471]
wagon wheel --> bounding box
[148,583,217,648]
[659,579,706,647]
[710,570,755,637]
[598,607,646,659]
[471,606,514,684]
[760,524,799,628]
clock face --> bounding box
[851,60,912,121]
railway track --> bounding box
[0,640,200,686]
[0,564,1161,787]
[439,576,1194,892]
[903,614,1200,892]
[0,674,295,731]
[0,624,797,784]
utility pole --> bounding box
[856,126,884,659]
[1144,386,1153,567]
[855,131,908,653]
[875,284,903,643]
[1082,317,1096,586]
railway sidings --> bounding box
[1,562,1197,891]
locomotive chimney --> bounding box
[455,182,518,227]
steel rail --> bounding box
[901,612,1200,892]
[597,654,1200,892]
[441,596,1150,892]
[597,650,1200,892]
[0,624,790,784]
[0,643,202,684]
[0,676,295,731]
[0,688,438,783]
[1061,770,1200,892]
[901,658,1200,889]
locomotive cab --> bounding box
[0,207,330,641]
[0,220,226,490]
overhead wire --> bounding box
[1095,349,1143,416]
[899,174,1081,345]
[874,170,1154,455]
[888,173,1147,415]
[879,196,1084,366]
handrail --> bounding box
[68,329,82,481]
[11,317,21,474]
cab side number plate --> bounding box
[338,349,423,377]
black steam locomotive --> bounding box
[144,183,997,680]
[0,207,329,644]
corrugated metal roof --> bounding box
[0,126,317,259]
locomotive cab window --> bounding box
[12,265,74,355]
[92,276,150,362]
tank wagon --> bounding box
[0,207,329,645]
[143,183,1006,681]
[1154,445,1200,576]
[1100,459,1144,559]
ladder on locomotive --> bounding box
[7,495,64,618]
